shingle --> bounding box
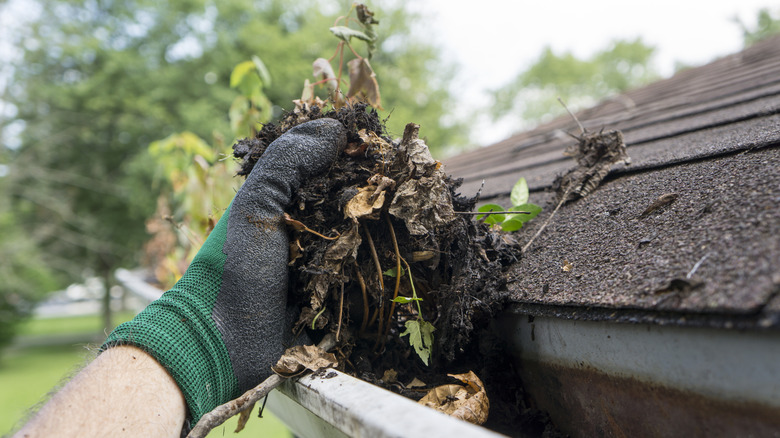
[444,35,780,326]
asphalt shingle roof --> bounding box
[444,36,780,328]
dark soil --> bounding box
[233,104,561,436]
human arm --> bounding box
[14,118,347,436]
[15,346,186,437]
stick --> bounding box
[455,210,532,215]
[521,187,571,254]
[382,213,402,347]
[353,260,369,332]
[187,335,337,438]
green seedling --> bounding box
[386,260,434,365]
[476,177,542,231]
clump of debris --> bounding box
[233,103,534,432]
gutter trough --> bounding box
[498,311,780,437]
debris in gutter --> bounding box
[418,371,490,426]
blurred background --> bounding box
[0,0,778,435]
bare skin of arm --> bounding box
[14,346,186,438]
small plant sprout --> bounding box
[386,259,434,365]
[476,177,542,231]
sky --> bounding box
[408,0,777,146]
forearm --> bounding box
[15,346,186,438]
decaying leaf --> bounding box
[344,185,386,220]
[555,129,630,202]
[289,239,304,266]
[381,369,398,384]
[312,58,338,93]
[272,344,338,378]
[347,58,382,109]
[358,128,392,153]
[407,377,427,389]
[388,124,455,235]
[309,224,361,310]
[398,123,438,178]
[418,371,489,425]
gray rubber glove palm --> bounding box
[105,118,347,423]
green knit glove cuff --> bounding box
[103,205,238,423]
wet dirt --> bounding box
[233,104,562,436]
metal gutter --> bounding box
[498,312,780,436]
[268,370,505,438]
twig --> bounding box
[455,210,532,215]
[382,213,402,347]
[558,97,585,135]
[353,260,369,332]
[336,278,345,341]
[363,226,386,343]
[687,253,711,279]
[521,186,572,254]
[187,375,283,438]
[187,335,337,438]
[284,213,340,240]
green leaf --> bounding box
[251,55,271,88]
[400,319,435,366]
[508,203,542,224]
[383,266,406,277]
[501,219,524,232]
[476,204,505,224]
[392,296,422,304]
[230,61,256,89]
[510,177,529,207]
[329,26,372,43]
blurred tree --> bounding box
[736,8,780,46]
[1,0,463,336]
[490,37,658,128]
[0,176,58,356]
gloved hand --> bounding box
[104,118,347,424]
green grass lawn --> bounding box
[1,313,292,437]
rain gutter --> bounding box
[497,311,780,436]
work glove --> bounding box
[104,118,347,424]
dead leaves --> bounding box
[555,129,630,202]
[272,344,338,378]
[347,58,382,109]
[309,224,361,311]
[419,371,489,425]
[388,124,455,235]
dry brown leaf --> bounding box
[272,344,338,378]
[389,124,455,236]
[309,223,361,310]
[407,377,427,388]
[381,369,398,384]
[312,58,338,93]
[289,239,304,266]
[357,128,392,153]
[344,185,386,220]
[418,370,489,425]
[347,58,382,109]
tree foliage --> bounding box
[491,37,658,127]
[736,8,780,46]
[0,0,465,346]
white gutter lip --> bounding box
[269,369,506,438]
